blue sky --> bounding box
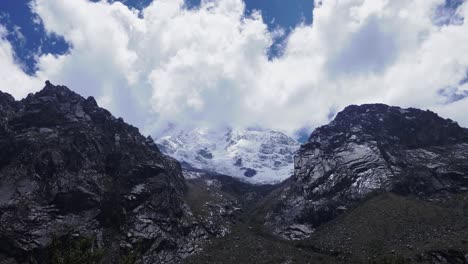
[0,1,69,74]
[0,0,313,74]
[0,0,467,138]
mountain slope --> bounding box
[0,82,206,264]
[265,104,468,240]
[157,128,300,184]
[303,192,468,263]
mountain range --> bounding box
[0,82,467,264]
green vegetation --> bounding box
[49,236,104,264]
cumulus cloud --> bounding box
[0,0,467,136]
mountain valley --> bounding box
[0,83,467,264]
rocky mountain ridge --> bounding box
[265,103,468,240]
[0,82,212,264]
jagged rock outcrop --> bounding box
[0,82,207,263]
[266,104,468,240]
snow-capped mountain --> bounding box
[156,128,300,184]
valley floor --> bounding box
[183,223,341,264]
[182,174,468,264]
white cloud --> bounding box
[0,0,467,136]
[0,25,41,98]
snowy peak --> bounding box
[156,128,300,184]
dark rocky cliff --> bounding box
[0,82,206,263]
[266,104,468,240]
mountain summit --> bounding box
[156,128,300,184]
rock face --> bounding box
[266,104,468,239]
[157,128,300,184]
[0,82,206,263]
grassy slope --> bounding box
[302,193,468,263]
[183,174,468,264]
